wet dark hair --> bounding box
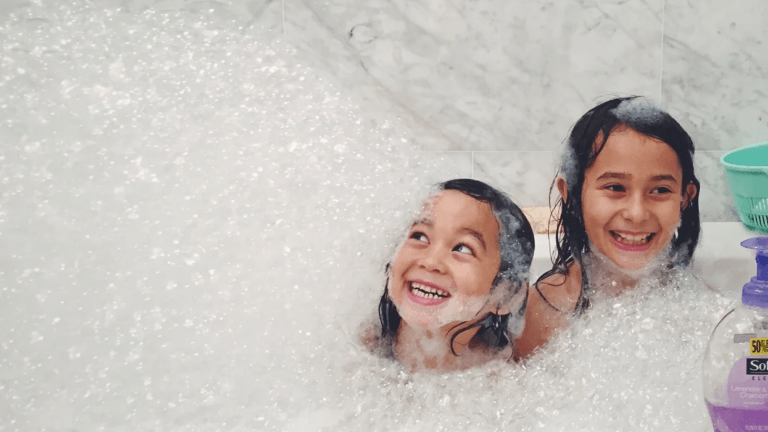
[538,96,701,313]
[378,178,535,357]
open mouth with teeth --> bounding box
[610,231,655,251]
[406,281,451,306]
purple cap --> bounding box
[741,237,768,308]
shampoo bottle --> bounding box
[703,237,768,431]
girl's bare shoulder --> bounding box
[360,326,379,353]
[513,263,582,360]
[534,262,582,312]
[357,314,385,355]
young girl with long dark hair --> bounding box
[514,96,700,358]
[366,179,535,371]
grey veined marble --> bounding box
[7,0,759,221]
[661,0,768,152]
[289,0,761,221]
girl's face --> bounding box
[576,126,697,271]
[389,190,501,331]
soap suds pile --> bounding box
[0,2,730,431]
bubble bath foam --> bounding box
[703,238,768,431]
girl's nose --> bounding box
[621,193,650,222]
[419,246,448,273]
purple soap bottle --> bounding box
[703,237,768,431]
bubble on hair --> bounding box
[610,97,666,125]
[494,208,526,292]
[558,141,580,186]
[490,204,531,339]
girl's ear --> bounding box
[556,176,569,202]
[682,182,698,210]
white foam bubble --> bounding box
[524,269,731,430]
[0,2,452,429]
[611,97,666,125]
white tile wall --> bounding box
[17,0,765,221]
[274,0,766,221]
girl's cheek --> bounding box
[468,274,492,297]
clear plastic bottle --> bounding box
[703,237,768,431]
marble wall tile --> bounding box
[661,0,768,151]
[268,0,456,152]
[416,151,474,182]
[472,151,558,207]
[0,0,30,22]
[695,150,740,222]
[5,0,750,222]
[303,0,665,151]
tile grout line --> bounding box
[419,150,554,153]
[282,0,286,39]
[659,0,666,103]
[419,150,725,154]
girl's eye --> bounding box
[651,186,673,194]
[410,232,428,243]
[605,184,625,193]
[453,244,474,255]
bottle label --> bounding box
[708,354,768,431]
[750,337,768,355]
[727,357,768,409]
[706,402,768,431]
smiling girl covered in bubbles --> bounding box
[364,179,535,371]
[514,96,701,359]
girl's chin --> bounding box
[393,292,489,331]
[403,320,440,331]
[607,247,666,273]
[398,305,441,330]
[594,244,655,272]
[591,234,675,274]
[398,312,443,332]
[395,303,454,332]
[612,258,647,271]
